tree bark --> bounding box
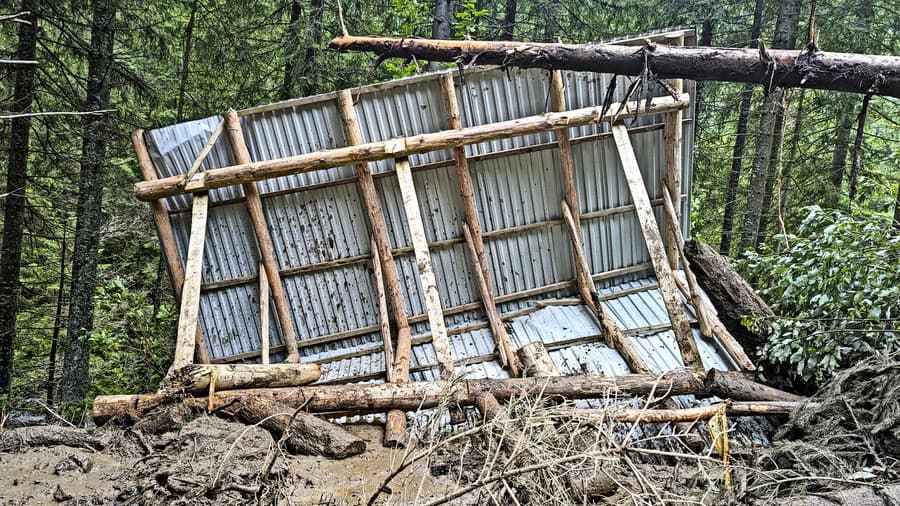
[704,369,804,402]
[781,89,805,221]
[0,0,38,394]
[683,240,774,351]
[47,232,67,402]
[428,0,454,70]
[92,369,707,424]
[279,0,301,100]
[158,363,321,394]
[327,35,900,97]
[500,0,516,40]
[740,0,801,251]
[756,96,789,248]
[60,0,116,404]
[542,0,559,42]
[301,0,324,96]
[848,94,871,202]
[0,426,107,452]
[829,98,854,204]
[175,0,198,122]
[227,394,366,459]
[893,179,900,230]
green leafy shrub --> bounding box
[738,207,900,385]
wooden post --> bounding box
[394,156,455,378]
[371,237,394,382]
[259,261,270,365]
[172,193,209,371]
[336,90,413,446]
[131,130,209,364]
[224,110,301,363]
[439,73,520,376]
[611,124,703,370]
[663,35,685,270]
[560,201,650,374]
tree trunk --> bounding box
[683,240,774,351]
[300,0,324,96]
[848,94,871,202]
[47,232,67,402]
[158,363,321,394]
[93,369,707,424]
[543,0,560,42]
[694,18,714,115]
[279,0,301,100]
[428,0,454,70]
[780,89,805,220]
[328,36,900,98]
[704,369,804,402]
[0,0,38,395]
[740,0,801,250]
[719,0,765,254]
[829,98,854,204]
[60,0,116,404]
[893,179,900,230]
[227,394,366,458]
[500,0,516,40]
[175,0,198,122]
[756,97,789,248]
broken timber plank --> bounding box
[335,90,413,447]
[225,110,301,363]
[394,156,455,378]
[663,35,684,271]
[135,94,689,200]
[171,192,208,371]
[259,260,270,364]
[611,124,703,370]
[131,130,209,364]
[561,201,650,374]
[371,237,394,383]
[440,73,520,376]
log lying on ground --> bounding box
[133,94,688,200]
[93,370,706,425]
[684,240,775,351]
[159,363,321,394]
[227,394,365,459]
[0,426,108,452]
[329,35,900,98]
[704,369,804,402]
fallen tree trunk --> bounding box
[227,394,365,459]
[704,369,804,402]
[93,370,706,425]
[0,426,107,452]
[574,400,798,423]
[684,240,775,351]
[159,363,321,394]
[328,36,900,98]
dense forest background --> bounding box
[0,0,897,412]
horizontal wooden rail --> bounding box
[134,94,689,200]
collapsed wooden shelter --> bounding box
[96,28,798,454]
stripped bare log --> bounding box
[93,370,706,424]
[134,94,689,200]
[704,369,803,402]
[227,394,365,459]
[328,35,900,97]
[0,426,107,452]
[159,363,321,394]
[574,400,797,423]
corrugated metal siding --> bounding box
[140,29,719,387]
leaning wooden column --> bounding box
[611,124,703,370]
[439,73,520,376]
[172,192,209,370]
[551,71,586,283]
[337,91,414,446]
[132,130,209,364]
[663,34,685,270]
[224,110,300,363]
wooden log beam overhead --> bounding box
[92,369,706,424]
[328,35,900,98]
[611,124,703,370]
[134,94,689,200]
[131,130,210,364]
[439,73,520,376]
[225,110,301,363]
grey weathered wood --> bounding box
[172,192,209,371]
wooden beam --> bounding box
[259,261,270,365]
[550,71,583,253]
[131,130,209,364]
[439,73,519,376]
[328,35,900,98]
[574,401,797,423]
[370,237,394,382]
[611,124,703,370]
[224,110,301,363]
[663,35,684,271]
[134,94,689,200]
[560,201,650,374]
[171,193,209,371]
[394,156,455,378]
